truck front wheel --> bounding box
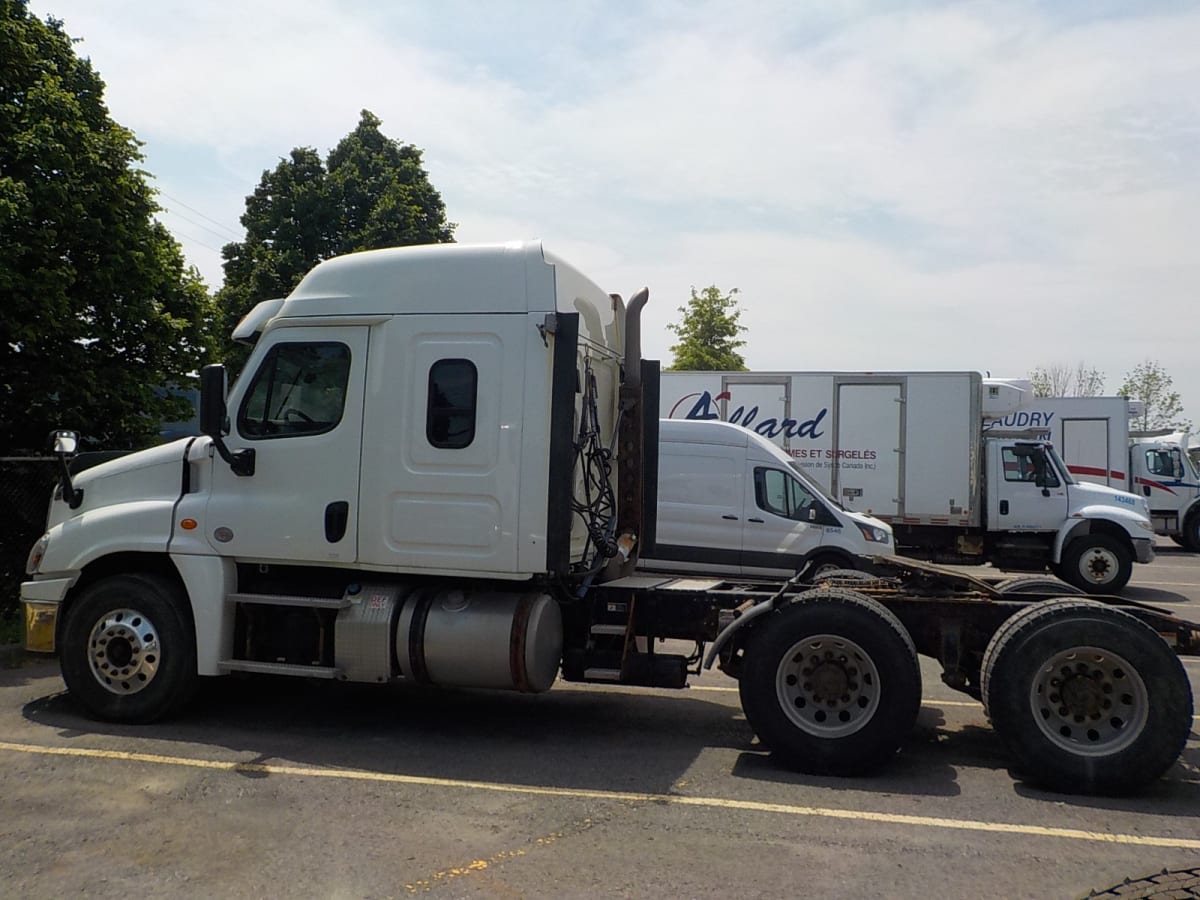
[1183,513,1200,553]
[981,600,1192,794]
[1056,534,1132,594]
[60,574,197,723]
[738,587,921,775]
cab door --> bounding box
[741,464,826,574]
[987,442,1068,532]
[204,326,369,563]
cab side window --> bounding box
[427,359,477,448]
[238,342,351,439]
[755,468,817,520]
[1002,447,1059,487]
[1145,449,1180,478]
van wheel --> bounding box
[801,555,854,582]
[739,588,921,775]
[1057,535,1132,594]
[981,600,1192,794]
[60,574,197,723]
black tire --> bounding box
[1169,535,1187,548]
[60,573,197,723]
[738,587,921,775]
[992,575,1084,597]
[1057,534,1133,594]
[1183,512,1200,553]
[800,555,856,583]
[980,599,1193,794]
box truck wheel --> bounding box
[980,599,1192,794]
[738,587,921,775]
[60,574,197,723]
[1183,513,1200,553]
[1056,534,1132,594]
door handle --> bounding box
[325,501,350,543]
[747,517,764,524]
[721,514,739,521]
[1143,485,1151,496]
[999,500,1009,515]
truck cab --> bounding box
[983,438,1155,591]
[1129,432,1200,550]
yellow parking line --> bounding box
[0,740,1197,850]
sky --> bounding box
[28,0,1200,426]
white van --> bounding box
[643,420,894,578]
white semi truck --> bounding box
[981,388,1200,551]
[660,371,1156,594]
[21,243,1198,793]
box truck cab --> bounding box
[983,437,1155,590]
[1130,431,1200,550]
[642,420,894,578]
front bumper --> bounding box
[1133,537,1156,565]
[20,577,72,654]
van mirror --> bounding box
[49,430,78,456]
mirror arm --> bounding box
[210,436,256,477]
[57,453,83,509]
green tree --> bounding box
[215,110,455,363]
[0,1,212,452]
[666,285,748,371]
[1029,362,1105,398]
[1118,359,1191,431]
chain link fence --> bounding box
[0,458,60,625]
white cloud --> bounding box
[29,0,1200,424]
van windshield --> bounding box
[788,461,847,510]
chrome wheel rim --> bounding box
[1029,645,1148,756]
[776,633,881,738]
[86,608,161,695]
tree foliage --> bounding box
[215,111,455,363]
[1118,359,1191,432]
[0,1,213,452]
[666,285,748,371]
[1029,362,1105,398]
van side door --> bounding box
[651,442,745,573]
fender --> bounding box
[1052,509,1144,562]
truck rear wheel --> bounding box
[981,600,1192,794]
[60,574,197,723]
[738,587,921,775]
[1056,534,1132,594]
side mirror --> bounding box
[50,429,78,456]
[46,429,83,508]
[199,363,255,477]
[199,364,227,437]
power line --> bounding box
[158,191,241,240]
[159,206,237,246]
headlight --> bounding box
[26,534,50,574]
[1136,518,1154,532]
[857,523,891,544]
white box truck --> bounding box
[20,244,1197,793]
[661,371,1156,593]
[982,386,1200,551]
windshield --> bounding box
[788,460,847,510]
[1044,445,1076,485]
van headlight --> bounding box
[26,534,50,574]
[856,524,891,544]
